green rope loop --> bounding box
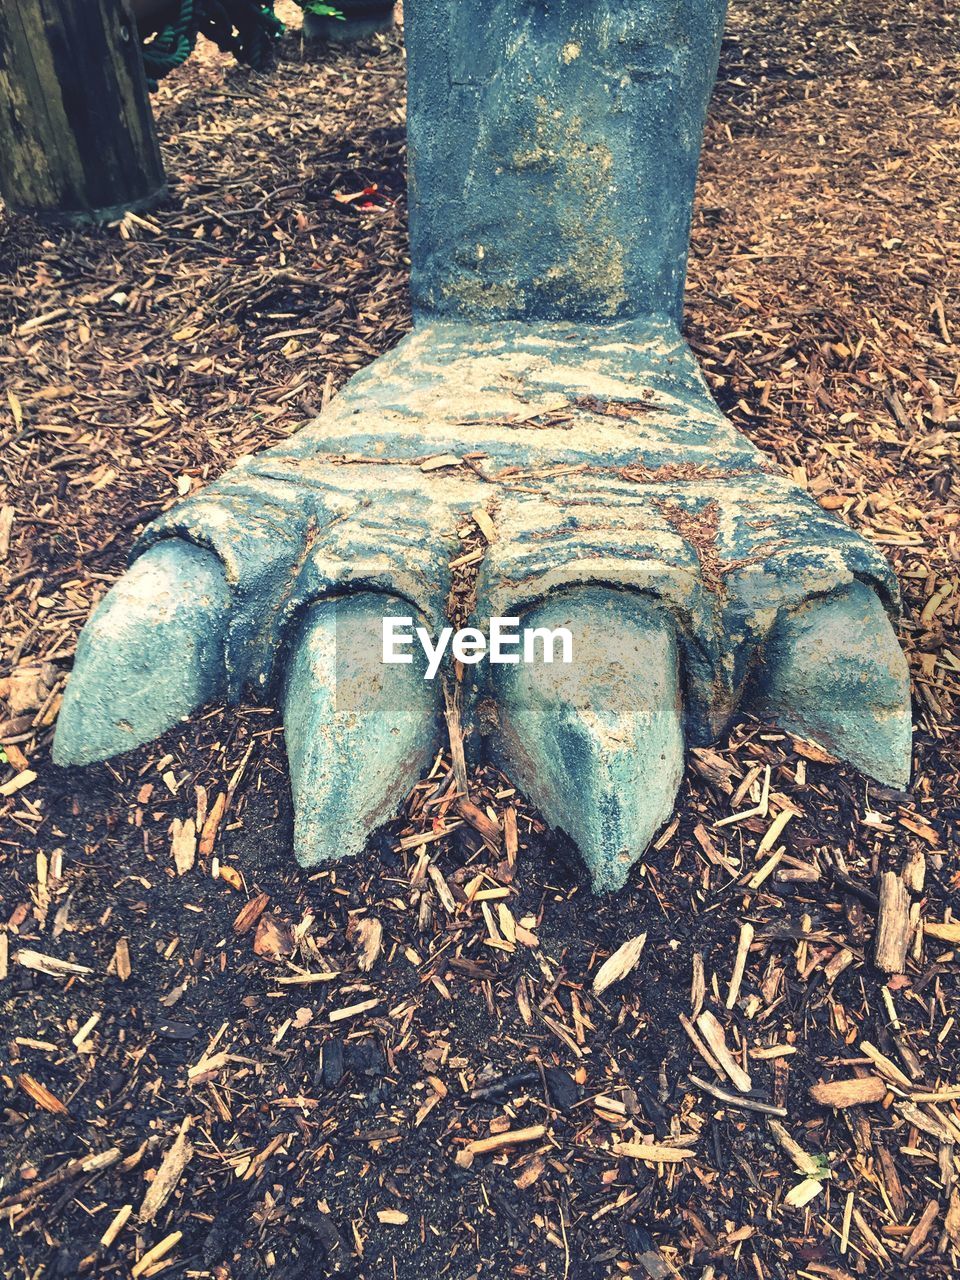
[141,0,198,85]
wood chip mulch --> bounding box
[1,2,958,1277]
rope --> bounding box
[141,0,286,85]
[141,0,197,84]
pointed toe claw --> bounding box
[53,541,230,766]
[283,594,439,867]
[749,581,912,788]
[488,588,684,893]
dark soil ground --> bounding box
[2,2,959,1278]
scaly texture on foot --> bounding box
[54,321,912,885]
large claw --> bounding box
[488,588,684,893]
[53,541,230,766]
[283,594,439,867]
[748,581,912,789]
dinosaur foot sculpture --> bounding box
[53,319,911,891]
[52,0,912,890]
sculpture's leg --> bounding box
[405,0,728,325]
[54,0,912,891]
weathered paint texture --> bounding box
[747,581,911,789]
[54,0,912,891]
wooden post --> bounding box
[0,0,165,224]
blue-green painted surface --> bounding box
[406,0,727,324]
